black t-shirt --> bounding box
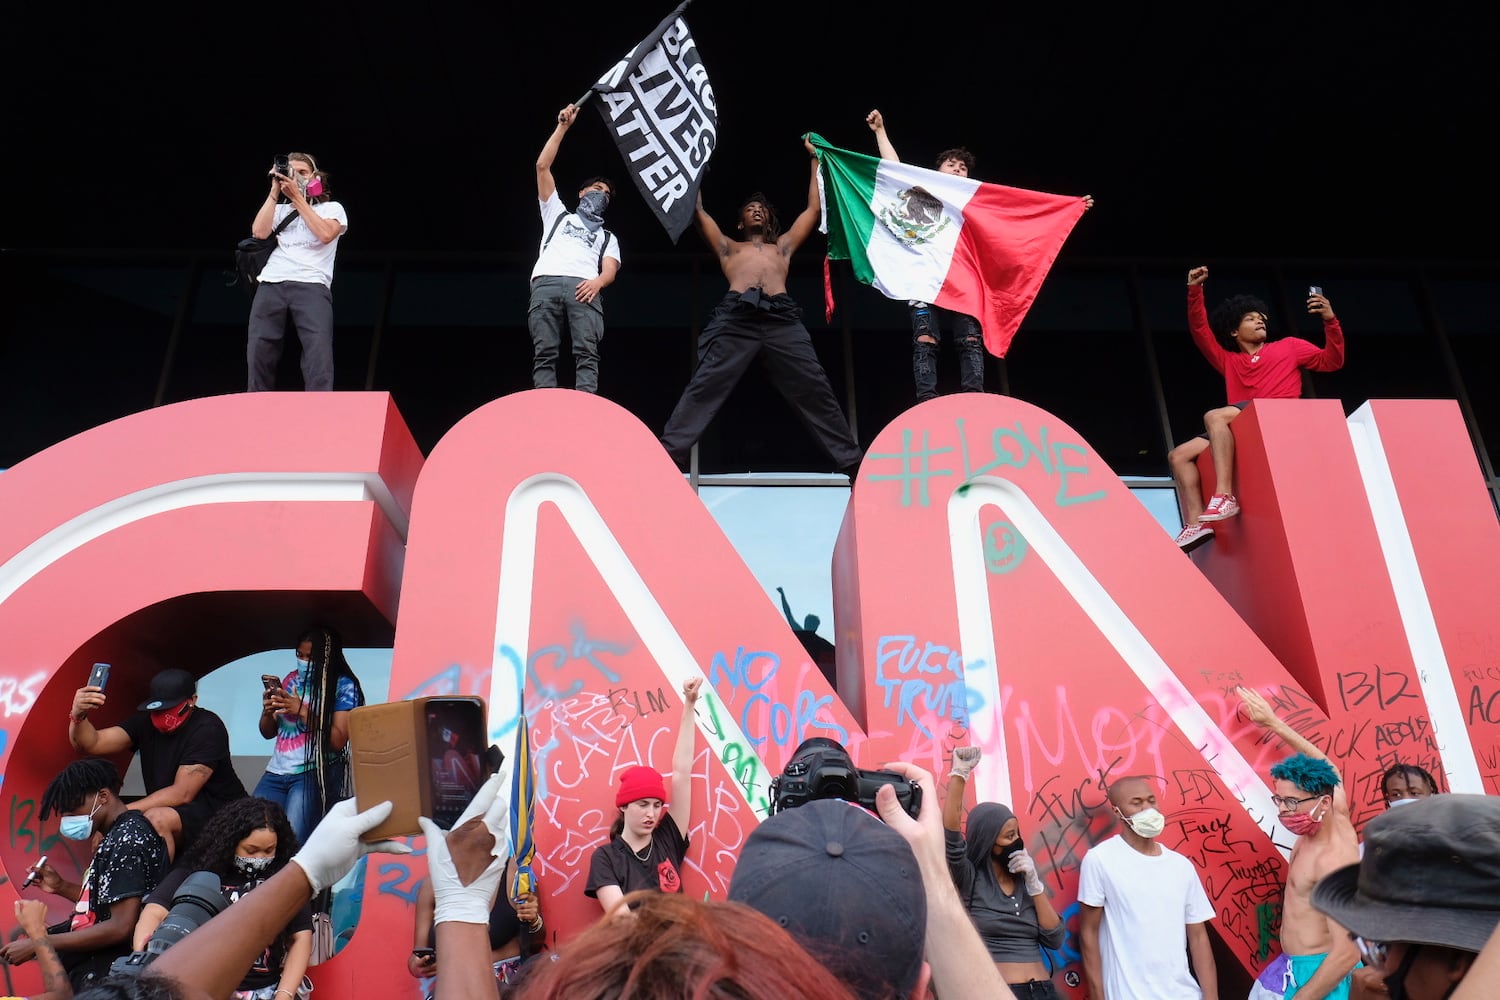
[147,866,313,991]
[118,706,248,809]
[584,814,689,900]
[65,810,168,984]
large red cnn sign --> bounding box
[0,390,1495,999]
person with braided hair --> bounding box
[253,626,366,846]
[2,760,168,990]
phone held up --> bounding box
[348,696,497,841]
[88,662,111,691]
[261,674,283,691]
[1308,285,1323,298]
[273,154,291,179]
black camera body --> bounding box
[109,870,231,977]
[768,737,923,819]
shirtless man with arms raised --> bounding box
[1239,686,1362,1000]
[659,139,862,477]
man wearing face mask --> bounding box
[529,104,621,394]
[0,759,168,989]
[247,151,348,392]
[69,667,248,859]
[1077,775,1219,1000]
[1239,687,1363,1000]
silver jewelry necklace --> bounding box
[632,840,653,863]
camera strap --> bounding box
[270,208,302,240]
[541,213,613,272]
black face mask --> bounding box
[997,837,1026,865]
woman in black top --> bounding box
[584,678,702,916]
[407,858,542,996]
[134,797,312,1000]
[944,747,1065,999]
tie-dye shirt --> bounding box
[265,668,361,775]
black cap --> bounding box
[138,668,196,711]
[728,799,926,1000]
[1311,794,1500,954]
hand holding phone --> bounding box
[411,948,435,963]
[261,674,283,691]
[272,154,291,179]
[88,662,111,691]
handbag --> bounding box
[231,208,302,297]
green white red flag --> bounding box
[807,132,1087,358]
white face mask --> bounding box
[1122,806,1166,838]
[1387,797,1419,809]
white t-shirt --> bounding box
[1077,835,1216,1000]
[260,201,349,288]
[530,192,621,281]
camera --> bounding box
[109,870,230,977]
[768,737,923,819]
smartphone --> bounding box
[349,696,489,841]
[88,663,111,691]
[411,948,435,963]
[273,154,291,178]
[261,674,283,691]
[426,699,489,830]
[1308,285,1323,298]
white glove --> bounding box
[950,746,982,780]
[419,770,512,927]
[291,799,412,895]
[1008,848,1046,896]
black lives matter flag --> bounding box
[590,2,716,243]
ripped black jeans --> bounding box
[910,301,984,402]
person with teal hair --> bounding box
[1239,687,1361,1000]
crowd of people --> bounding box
[241,108,1341,548]
[4,660,1495,1000]
[1,627,364,995]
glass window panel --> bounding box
[699,484,850,652]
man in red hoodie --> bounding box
[1170,266,1345,551]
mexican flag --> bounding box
[807,132,1088,358]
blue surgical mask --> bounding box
[295,657,311,669]
[60,794,101,841]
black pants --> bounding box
[660,290,861,469]
[247,280,334,391]
[911,301,984,402]
[1008,980,1061,1000]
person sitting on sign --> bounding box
[1167,267,1345,552]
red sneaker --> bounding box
[1174,523,1215,552]
[1199,494,1241,522]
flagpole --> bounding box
[573,0,695,108]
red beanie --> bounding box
[615,765,667,808]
